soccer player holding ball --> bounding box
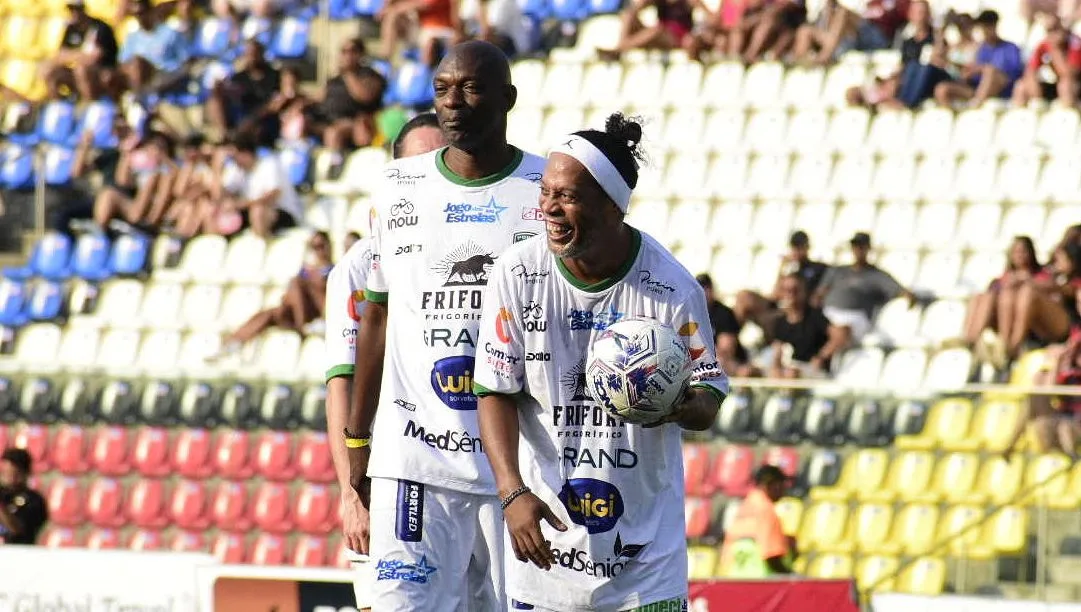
[474,113,729,611]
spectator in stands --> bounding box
[206,40,282,143]
[1005,325,1081,460]
[998,242,1081,360]
[770,274,843,378]
[378,0,459,66]
[1011,13,1081,108]
[735,230,829,332]
[812,232,915,348]
[459,0,531,57]
[845,0,935,109]
[42,0,120,101]
[1021,0,1081,27]
[166,0,204,44]
[215,135,303,237]
[737,0,809,62]
[684,0,768,61]
[390,112,443,159]
[933,10,1023,108]
[162,134,218,237]
[344,231,362,252]
[85,130,178,234]
[0,449,47,546]
[119,0,193,95]
[596,0,698,61]
[963,236,1045,354]
[718,465,795,578]
[211,231,334,360]
[696,273,749,375]
[792,0,909,66]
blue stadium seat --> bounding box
[167,62,234,107]
[328,0,356,20]
[66,101,118,149]
[520,0,550,19]
[390,62,435,108]
[8,101,76,146]
[550,0,588,20]
[279,146,310,187]
[354,0,384,17]
[0,145,35,190]
[371,59,392,80]
[26,281,63,322]
[108,233,150,277]
[588,0,621,14]
[192,17,235,59]
[241,16,274,49]
[43,146,76,187]
[269,17,310,60]
[0,279,28,328]
[70,233,113,282]
[3,233,73,281]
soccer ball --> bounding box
[585,318,693,424]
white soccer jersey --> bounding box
[473,230,730,611]
[325,238,374,382]
[365,147,546,495]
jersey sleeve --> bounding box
[472,257,526,397]
[673,290,731,404]
[365,203,388,304]
[324,262,357,382]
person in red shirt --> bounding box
[379,0,460,66]
[1012,13,1081,107]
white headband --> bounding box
[549,135,633,212]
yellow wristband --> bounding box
[344,436,371,449]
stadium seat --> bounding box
[895,557,946,596]
[89,426,131,476]
[249,533,288,565]
[684,496,713,540]
[773,496,803,536]
[290,535,328,568]
[919,300,966,345]
[683,443,712,496]
[4,232,72,281]
[688,545,718,580]
[812,448,888,502]
[760,447,799,479]
[86,528,122,550]
[985,506,1028,554]
[170,479,210,530]
[709,445,755,497]
[962,399,1020,453]
[926,452,980,504]
[223,235,269,285]
[296,432,334,484]
[389,61,434,108]
[798,501,849,552]
[13,424,50,472]
[972,455,1025,505]
[127,479,167,528]
[269,16,310,60]
[896,397,974,451]
[41,526,80,548]
[170,530,207,553]
[835,348,885,389]
[864,450,935,503]
[251,481,292,534]
[845,398,891,447]
[86,478,125,527]
[0,143,35,190]
[132,427,171,477]
[171,428,212,478]
[211,531,247,564]
[294,483,335,535]
[0,279,28,328]
[213,430,253,479]
[805,553,854,579]
[876,347,927,393]
[857,555,899,593]
[1022,453,1073,508]
[46,477,84,526]
[67,232,112,282]
[128,529,164,551]
[252,431,296,481]
[802,395,846,446]
[50,425,88,475]
[65,100,117,149]
[759,392,804,444]
[843,502,894,554]
[714,389,758,441]
[25,280,64,322]
[108,233,150,277]
[867,298,922,348]
[211,480,251,531]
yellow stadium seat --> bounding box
[896,398,974,451]
[889,503,939,556]
[856,555,899,593]
[929,452,980,503]
[896,557,946,596]
[793,556,808,575]
[863,450,935,503]
[85,0,121,24]
[966,399,1023,452]
[797,501,849,552]
[846,503,895,555]
[1010,348,1049,387]
[939,505,995,559]
[8,0,46,16]
[984,506,1028,554]
[1,17,40,59]
[811,449,889,502]
[0,59,44,101]
[774,497,803,537]
[36,17,68,55]
[806,553,854,579]
[688,545,718,580]
[969,455,1024,505]
[1021,453,1074,508]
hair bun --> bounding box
[604,112,643,149]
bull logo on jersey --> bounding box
[561,362,593,402]
[558,478,624,534]
[433,242,496,287]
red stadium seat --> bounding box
[251,481,292,533]
[13,424,50,472]
[297,432,334,484]
[85,528,122,549]
[127,479,168,528]
[213,430,252,479]
[128,529,164,551]
[292,535,328,567]
[46,477,84,526]
[40,527,79,548]
[762,447,801,479]
[332,539,354,569]
[169,480,209,530]
[50,425,89,475]
[249,533,288,565]
[709,445,755,498]
[86,478,125,528]
[211,481,251,531]
[171,530,207,553]
[132,427,171,477]
[172,428,213,478]
[684,496,712,539]
[90,426,131,476]
[294,483,334,535]
[253,431,296,481]
[211,532,247,564]
[682,443,713,496]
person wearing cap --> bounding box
[42,0,120,101]
[932,9,1023,108]
[812,232,916,348]
[718,465,796,578]
[696,273,753,375]
[0,449,48,545]
[734,229,829,334]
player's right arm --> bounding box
[474,257,566,571]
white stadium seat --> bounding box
[1035,107,1079,149]
[876,250,919,287]
[873,202,918,250]
[829,154,875,202]
[912,152,956,202]
[743,153,791,200]
[667,199,713,245]
[780,67,825,109]
[820,62,867,109]
[919,299,967,346]
[666,153,711,199]
[829,201,877,249]
[157,235,228,284]
[1,323,62,375]
[877,348,928,394]
[57,327,101,374]
[825,107,870,152]
[701,111,746,154]
[700,62,745,109]
[263,234,308,286]
[1043,205,1081,250]
[994,107,1038,152]
[298,335,326,382]
[750,201,795,249]
[908,107,954,155]
[96,329,141,376]
[582,62,624,108]
[865,110,912,154]
[540,63,584,106]
[254,329,303,381]
[508,108,543,149]
[659,61,704,108]
[627,199,670,244]
[511,59,547,106]
[868,298,923,348]
[922,348,973,391]
[955,203,1003,251]
[788,152,834,200]
[792,203,836,248]
[741,62,785,106]
[709,153,749,200]
[71,279,144,330]
[997,153,1043,203]
[223,235,269,285]
[620,62,664,108]
[181,283,224,331]
[997,204,1047,246]
[661,109,707,153]
[219,285,269,331]
[912,201,959,249]
[540,108,585,149]
[177,331,225,377]
[136,330,182,376]
[787,110,830,154]
[744,110,788,154]
[913,251,963,298]
[953,152,1000,202]
[138,282,184,330]
[835,348,885,388]
[342,147,389,196]
[1035,153,1081,204]
[959,251,1002,294]
[952,108,997,154]
[748,250,783,294]
[710,249,752,295]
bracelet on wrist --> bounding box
[344,428,371,449]
[500,486,531,510]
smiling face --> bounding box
[539,153,621,260]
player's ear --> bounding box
[504,83,518,113]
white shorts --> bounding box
[351,554,375,610]
[369,477,505,612]
[509,596,690,611]
[823,306,873,341]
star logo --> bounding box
[412,556,438,578]
[475,196,507,220]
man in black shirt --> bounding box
[43,0,120,100]
[770,274,843,378]
[0,449,47,545]
[697,273,752,374]
[206,40,282,142]
[735,230,830,336]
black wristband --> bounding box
[500,486,531,510]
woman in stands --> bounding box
[963,236,1046,364]
[996,242,1081,361]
